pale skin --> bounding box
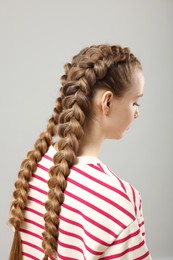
[78,70,145,157]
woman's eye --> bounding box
[133,102,140,107]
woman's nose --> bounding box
[134,107,139,119]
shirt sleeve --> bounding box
[99,186,152,260]
[135,191,146,241]
[99,218,152,260]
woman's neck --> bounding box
[78,126,104,157]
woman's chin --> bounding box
[115,130,129,140]
[110,133,124,140]
[106,129,129,140]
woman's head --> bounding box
[88,68,144,140]
[9,44,144,260]
[60,44,144,141]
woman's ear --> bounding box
[101,91,114,116]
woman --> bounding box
[9,44,151,259]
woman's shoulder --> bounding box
[78,158,142,216]
[43,146,141,194]
[71,157,140,209]
[43,146,141,217]
[100,162,142,214]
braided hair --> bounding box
[9,44,142,259]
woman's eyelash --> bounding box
[133,102,140,107]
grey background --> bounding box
[0,0,172,259]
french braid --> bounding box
[9,97,62,260]
[42,53,95,259]
[9,44,141,260]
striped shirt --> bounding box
[19,145,152,259]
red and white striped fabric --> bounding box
[19,145,152,259]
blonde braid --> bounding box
[42,69,91,258]
[9,97,62,260]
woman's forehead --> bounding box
[127,70,145,97]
